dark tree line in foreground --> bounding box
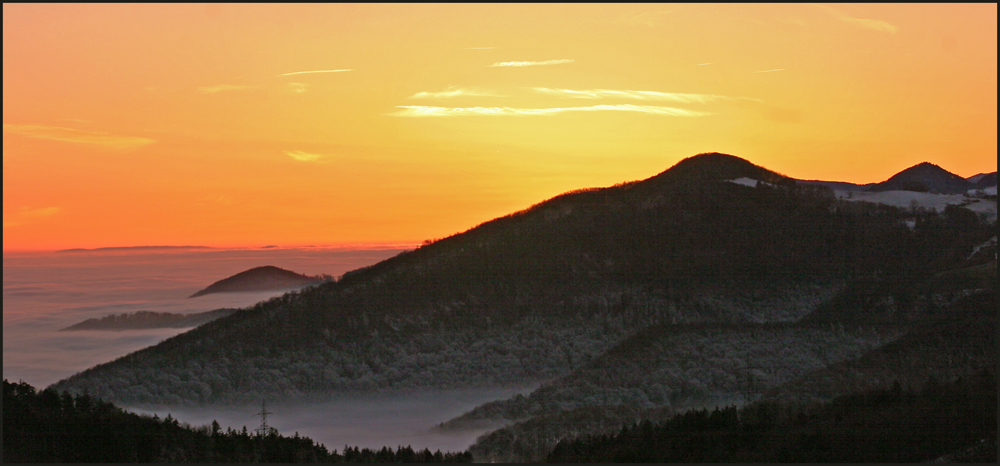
[546,370,996,463]
[2,379,471,463]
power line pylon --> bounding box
[254,400,274,437]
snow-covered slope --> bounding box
[835,190,996,221]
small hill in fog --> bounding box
[60,309,239,331]
[188,266,325,298]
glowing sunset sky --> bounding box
[3,4,996,251]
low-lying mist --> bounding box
[128,387,534,453]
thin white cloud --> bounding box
[532,88,761,104]
[286,82,308,94]
[409,87,502,99]
[197,84,254,94]
[840,16,897,34]
[489,59,574,67]
[284,150,326,162]
[3,124,155,150]
[278,69,353,76]
[389,105,711,117]
[3,206,61,228]
[818,5,897,34]
[753,69,785,73]
[696,63,713,66]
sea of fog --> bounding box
[4,246,529,451]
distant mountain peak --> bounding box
[968,172,997,189]
[188,265,324,298]
[868,161,972,194]
[675,152,754,168]
[653,152,792,186]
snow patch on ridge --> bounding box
[725,177,772,188]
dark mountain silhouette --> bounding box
[49,153,995,406]
[188,266,324,298]
[867,162,973,194]
[969,172,997,188]
[60,309,239,331]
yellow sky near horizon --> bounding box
[3,3,997,251]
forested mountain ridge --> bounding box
[452,248,994,462]
[49,153,993,406]
[457,231,995,461]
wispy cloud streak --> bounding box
[197,84,254,94]
[409,87,501,99]
[753,69,785,73]
[390,105,710,117]
[489,59,574,67]
[278,69,353,76]
[286,83,308,94]
[532,88,761,104]
[3,206,61,228]
[284,150,325,162]
[3,124,155,150]
[818,6,897,34]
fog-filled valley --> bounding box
[3,246,406,388]
[130,387,535,453]
[6,154,997,461]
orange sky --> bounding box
[3,4,997,251]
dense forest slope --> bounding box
[50,153,995,407]
[545,371,996,463]
[189,266,326,298]
[458,242,995,461]
[442,321,895,430]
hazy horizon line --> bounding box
[3,242,422,254]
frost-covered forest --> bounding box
[442,323,897,429]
